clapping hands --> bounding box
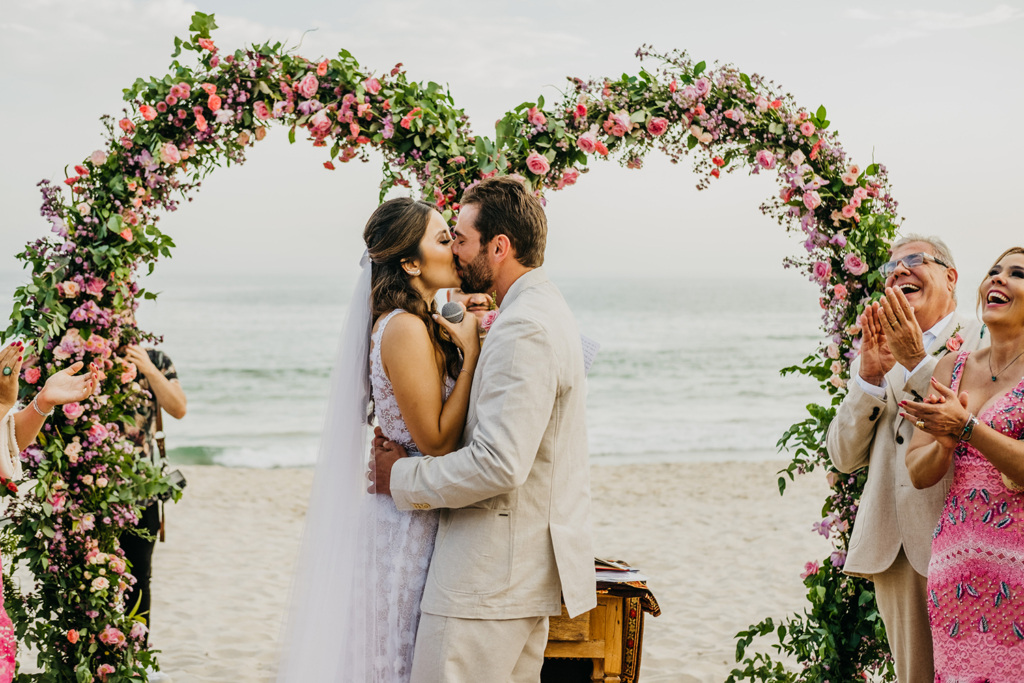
[900,378,971,450]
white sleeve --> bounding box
[854,373,888,399]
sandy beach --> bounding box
[119,460,832,683]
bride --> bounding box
[276,197,480,682]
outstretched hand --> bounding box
[367,425,408,496]
[38,361,101,411]
[900,377,970,449]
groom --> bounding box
[371,176,596,683]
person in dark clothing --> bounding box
[120,345,186,640]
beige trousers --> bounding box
[871,546,934,683]
[409,613,549,683]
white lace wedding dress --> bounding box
[365,309,454,682]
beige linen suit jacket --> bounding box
[827,312,985,578]
[390,267,597,619]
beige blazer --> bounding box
[827,312,985,578]
[390,267,597,619]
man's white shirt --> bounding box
[855,312,955,399]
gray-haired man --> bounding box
[827,235,986,683]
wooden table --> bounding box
[544,594,627,683]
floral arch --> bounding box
[3,11,899,682]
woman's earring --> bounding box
[410,269,421,276]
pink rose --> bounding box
[90,150,108,166]
[525,151,550,176]
[139,105,157,121]
[208,94,222,111]
[23,367,41,384]
[577,132,598,154]
[812,260,832,283]
[800,561,820,579]
[317,60,329,77]
[841,173,858,186]
[364,77,382,94]
[527,107,547,127]
[694,78,711,97]
[237,131,250,146]
[297,74,319,99]
[833,284,848,300]
[755,150,776,170]
[843,252,868,276]
[178,82,192,98]
[604,111,631,137]
[799,121,816,137]
[85,276,106,296]
[827,343,840,359]
[309,109,332,136]
[91,576,110,592]
[195,113,208,132]
[99,625,126,647]
[120,362,137,384]
[62,403,84,420]
[120,227,134,242]
[802,190,821,210]
[754,95,769,112]
[557,168,580,189]
[89,424,109,441]
[853,186,868,201]
[253,101,271,120]
[846,164,861,176]
[841,204,857,218]
[97,664,115,681]
[646,117,668,136]
[67,629,80,644]
[481,309,500,331]
[108,557,127,574]
[119,118,135,134]
[946,333,964,353]
[159,142,181,165]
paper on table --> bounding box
[596,569,649,583]
[581,334,601,376]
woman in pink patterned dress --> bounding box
[905,247,1024,681]
[0,342,99,682]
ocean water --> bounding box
[1,269,827,468]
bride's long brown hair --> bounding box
[363,197,462,382]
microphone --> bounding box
[440,302,465,324]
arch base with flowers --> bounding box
[3,12,899,682]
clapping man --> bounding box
[827,235,986,683]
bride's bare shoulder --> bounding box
[378,312,430,354]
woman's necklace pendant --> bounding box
[993,375,999,382]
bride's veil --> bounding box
[276,250,376,681]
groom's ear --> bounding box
[492,234,514,263]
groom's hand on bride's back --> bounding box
[368,426,408,496]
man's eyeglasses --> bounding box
[878,252,950,278]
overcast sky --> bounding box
[2,0,1022,292]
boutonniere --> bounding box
[935,324,963,355]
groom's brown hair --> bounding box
[460,176,547,268]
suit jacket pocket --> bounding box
[433,508,513,594]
